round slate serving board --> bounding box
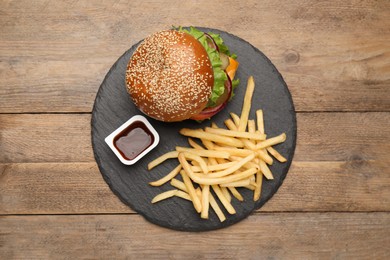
[91,28,297,231]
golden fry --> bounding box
[213,146,254,157]
[238,76,255,132]
[227,187,244,201]
[182,152,208,174]
[180,128,244,148]
[201,153,255,178]
[175,190,191,201]
[204,127,266,141]
[224,118,238,131]
[267,146,287,162]
[219,179,251,187]
[221,186,232,202]
[256,110,264,134]
[188,138,205,150]
[259,160,274,180]
[178,157,202,213]
[247,120,256,134]
[253,171,263,201]
[176,146,230,159]
[255,133,286,150]
[151,190,178,203]
[191,161,236,172]
[209,191,226,222]
[148,151,179,170]
[230,112,240,127]
[212,185,236,214]
[149,164,181,187]
[170,178,186,191]
[257,149,273,165]
[189,167,258,185]
[200,185,210,219]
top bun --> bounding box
[126,30,214,122]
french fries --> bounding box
[149,76,287,222]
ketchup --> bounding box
[113,121,154,160]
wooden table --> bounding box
[1,0,389,258]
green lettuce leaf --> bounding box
[177,26,239,107]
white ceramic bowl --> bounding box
[105,115,159,165]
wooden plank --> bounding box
[1,160,388,214]
[0,213,389,259]
[0,0,389,113]
[1,113,389,163]
[0,163,131,215]
[0,114,94,163]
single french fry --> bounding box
[210,122,218,129]
[175,190,191,201]
[170,178,186,191]
[255,133,286,150]
[182,152,208,174]
[216,158,228,164]
[267,146,287,162]
[209,191,226,222]
[169,179,199,202]
[242,139,256,150]
[195,188,202,206]
[178,155,202,213]
[151,190,178,203]
[148,151,179,170]
[187,167,258,186]
[220,179,251,187]
[238,76,255,132]
[253,171,263,201]
[248,120,256,134]
[202,153,255,178]
[228,187,244,201]
[259,160,274,180]
[149,164,181,186]
[191,161,236,172]
[221,186,232,202]
[201,185,210,219]
[244,184,256,191]
[230,156,259,170]
[256,149,273,165]
[225,118,238,131]
[188,138,205,150]
[208,157,219,166]
[212,185,236,214]
[176,146,230,159]
[213,146,254,157]
[201,139,215,150]
[180,128,244,148]
[256,110,264,134]
[230,112,240,127]
[204,127,266,141]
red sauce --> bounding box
[113,121,154,160]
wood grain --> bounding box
[1,213,389,259]
[1,160,389,215]
[1,0,389,257]
[0,0,389,113]
[1,113,389,163]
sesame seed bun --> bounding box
[126,30,214,122]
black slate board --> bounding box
[91,28,297,231]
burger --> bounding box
[126,26,239,122]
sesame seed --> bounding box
[125,30,214,121]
